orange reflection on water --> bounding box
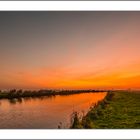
[0,92,107,128]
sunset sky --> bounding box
[0,12,140,90]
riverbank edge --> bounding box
[70,91,114,128]
[0,90,106,100]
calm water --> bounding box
[0,92,107,128]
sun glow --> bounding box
[0,12,140,90]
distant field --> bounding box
[72,91,140,128]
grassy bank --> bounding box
[0,89,105,100]
[71,91,140,128]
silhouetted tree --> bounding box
[17,89,22,95]
[10,89,16,94]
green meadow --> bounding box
[71,91,140,128]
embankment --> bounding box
[71,91,140,128]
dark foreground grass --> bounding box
[71,91,140,128]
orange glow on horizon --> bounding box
[2,62,140,90]
[1,12,140,90]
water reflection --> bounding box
[0,92,107,128]
[8,98,23,105]
[9,99,17,104]
[8,95,56,105]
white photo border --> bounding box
[0,1,140,11]
[0,1,140,139]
